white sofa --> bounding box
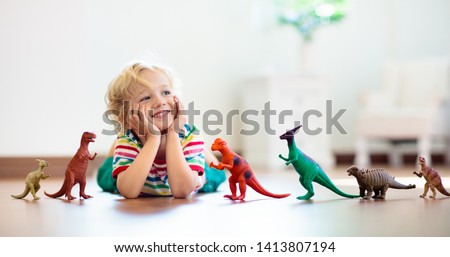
[355,57,450,167]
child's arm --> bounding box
[116,135,161,198]
[165,97,197,198]
[116,103,161,199]
[165,131,197,198]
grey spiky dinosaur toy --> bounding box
[11,159,50,200]
[347,165,415,199]
[278,125,359,200]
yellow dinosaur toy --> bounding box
[11,159,50,200]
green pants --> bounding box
[96,156,226,193]
[96,157,119,193]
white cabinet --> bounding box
[240,75,334,169]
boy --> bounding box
[97,62,225,198]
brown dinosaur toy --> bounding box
[413,156,450,198]
[45,131,97,200]
[209,138,290,200]
[11,159,50,200]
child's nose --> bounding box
[151,95,165,108]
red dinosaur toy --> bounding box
[45,132,97,200]
[209,138,290,200]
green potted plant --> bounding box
[277,0,347,42]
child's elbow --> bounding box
[118,186,140,199]
[116,175,141,199]
[121,192,140,199]
[169,173,197,199]
[171,186,194,199]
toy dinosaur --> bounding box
[209,138,290,200]
[347,165,415,199]
[279,125,359,200]
[413,156,450,198]
[45,131,97,200]
[11,159,50,200]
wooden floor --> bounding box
[1,165,450,237]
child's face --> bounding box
[130,69,176,132]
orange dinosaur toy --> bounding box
[45,132,97,200]
[209,138,290,200]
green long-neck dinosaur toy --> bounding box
[278,125,358,200]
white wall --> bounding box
[0,0,449,157]
[0,0,90,156]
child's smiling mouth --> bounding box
[152,110,171,118]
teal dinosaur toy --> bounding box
[278,125,359,200]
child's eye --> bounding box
[162,90,171,96]
[139,96,151,102]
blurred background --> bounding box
[0,0,449,171]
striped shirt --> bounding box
[112,124,206,196]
